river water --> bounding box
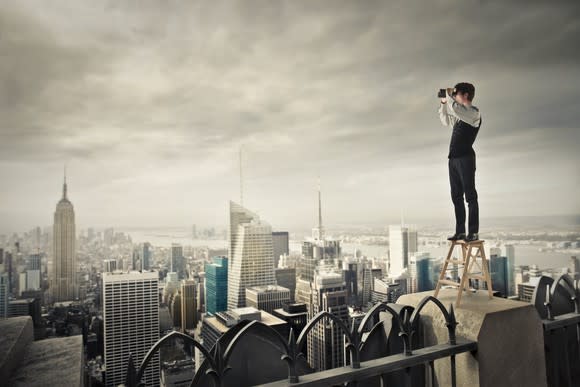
[123,228,577,270]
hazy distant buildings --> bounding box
[227,201,276,310]
[205,256,228,316]
[245,285,291,314]
[104,259,117,273]
[272,231,290,269]
[51,172,77,302]
[568,256,579,281]
[103,271,160,387]
[388,224,417,277]
[104,228,114,246]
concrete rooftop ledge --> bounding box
[398,289,547,387]
[0,316,34,382]
[9,335,84,387]
[0,316,84,387]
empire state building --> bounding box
[51,172,77,302]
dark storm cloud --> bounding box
[0,0,578,230]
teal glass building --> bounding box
[205,256,228,315]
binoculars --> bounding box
[438,88,457,98]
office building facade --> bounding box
[103,271,160,387]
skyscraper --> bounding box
[307,270,349,371]
[272,231,290,269]
[275,267,296,302]
[490,256,509,297]
[103,271,160,387]
[227,201,276,310]
[388,224,418,276]
[180,279,198,332]
[205,256,228,316]
[0,272,8,319]
[142,242,152,271]
[171,243,184,279]
[504,245,516,296]
[26,253,41,291]
[51,171,77,302]
[296,180,342,312]
[408,252,431,293]
[245,285,291,314]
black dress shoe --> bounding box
[447,232,466,241]
[465,233,479,242]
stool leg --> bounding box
[462,244,471,293]
[456,245,472,307]
[434,242,455,298]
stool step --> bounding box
[447,259,465,265]
[467,274,487,281]
[438,279,461,287]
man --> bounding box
[439,82,482,242]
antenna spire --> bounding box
[63,164,68,199]
[239,145,243,206]
[317,175,324,240]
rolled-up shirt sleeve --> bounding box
[445,90,481,126]
[438,101,457,127]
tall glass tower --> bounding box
[227,201,276,310]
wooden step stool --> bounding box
[433,239,493,307]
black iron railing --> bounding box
[532,273,580,387]
[121,295,477,387]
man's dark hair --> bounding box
[454,82,475,101]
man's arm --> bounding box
[439,100,457,126]
[445,90,481,126]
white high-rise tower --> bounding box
[103,271,160,387]
[227,201,276,310]
[51,169,77,302]
[388,223,418,276]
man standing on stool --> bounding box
[439,82,482,243]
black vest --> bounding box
[448,114,482,159]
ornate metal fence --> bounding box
[531,274,580,387]
[122,295,477,387]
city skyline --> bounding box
[1,1,579,232]
[1,2,579,386]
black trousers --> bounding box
[448,155,479,234]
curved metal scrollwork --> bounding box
[550,274,579,313]
[222,320,299,383]
[410,296,458,346]
[296,310,361,369]
[124,295,463,386]
[130,330,217,387]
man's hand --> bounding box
[440,98,446,104]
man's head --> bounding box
[453,82,475,105]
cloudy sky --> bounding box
[1,0,579,233]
